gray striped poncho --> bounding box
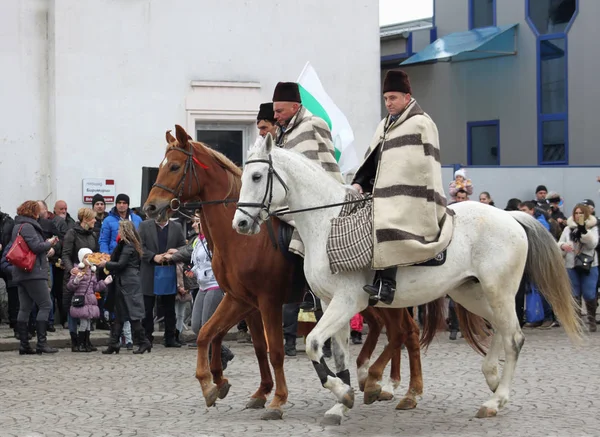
[276,106,344,257]
[355,99,454,269]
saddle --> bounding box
[413,249,448,267]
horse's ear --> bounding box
[264,133,274,154]
[166,130,176,144]
[175,125,190,149]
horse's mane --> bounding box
[189,141,242,197]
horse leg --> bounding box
[481,329,503,393]
[356,307,383,392]
[322,322,353,426]
[243,309,274,409]
[195,294,252,407]
[305,293,363,416]
[259,298,289,420]
[395,315,423,410]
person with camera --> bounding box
[9,201,60,354]
[559,203,599,332]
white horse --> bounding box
[232,135,582,424]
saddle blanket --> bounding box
[326,191,447,274]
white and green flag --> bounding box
[297,62,358,174]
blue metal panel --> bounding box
[467,120,500,166]
[401,24,518,66]
[380,33,413,64]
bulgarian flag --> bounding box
[297,62,358,174]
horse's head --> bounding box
[144,124,204,221]
[233,134,288,235]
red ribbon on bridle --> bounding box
[192,156,209,169]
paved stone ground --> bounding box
[0,328,598,437]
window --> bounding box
[196,124,251,167]
[541,120,566,163]
[467,120,499,165]
[527,0,576,35]
[469,0,495,29]
[541,38,566,114]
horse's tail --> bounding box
[508,211,584,344]
[455,304,492,356]
[419,297,447,349]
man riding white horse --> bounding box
[271,81,344,257]
[352,70,453,305]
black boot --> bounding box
[132,321,152,355]
[221,345,235,370]
[351,330,362,345]
[284,336,297,357]
[363,267,397,305]
[77,332,88,352]
[87,331,98,352]
[17,321,36,355]
[70,332,79,352]
[175,329,184,346]
[35,321,58,354]
[164,330,182,348]
[102,323,121,355]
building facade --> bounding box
[381,0,596,168]
[1,0,380,215]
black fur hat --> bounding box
[382,70,412,94]
[257,102,275,122]
[272,82,301,103]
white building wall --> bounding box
[0,0,50,214]
[1,0,380,215]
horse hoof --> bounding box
[341,388,355,409]
[358,380,366,392]
[321,414,342,426]
[261,408,283,420]
[378,391,394,402]
[475,406,497,418]
[395,397,418,410]
[364,386,381,405]
[246,397,267,409]
[217,382,231,400]
[205,386,219,407]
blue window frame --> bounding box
[467,120,500,165]
[469,0,496,30]
[526,0,577,165]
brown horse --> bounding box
[143,125,484,422]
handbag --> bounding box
[71,295,85,307]
[525,286,544,324]
[154,264,177,295]
[574,243,594,275]
[6,225,36,272]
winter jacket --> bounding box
[51,213,75,239]
[67,268,105,320]
[170,235,198,290]
[99,208,142,254]
[105,240,145,321]
[93,212,109,236]
[62,224,98,273]
[9,216,52,283]
[534,211,551,231]
[559,215,599,269]
[190,236,218,291]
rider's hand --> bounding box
[352,183,363,194]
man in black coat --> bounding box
[138,218,186,347]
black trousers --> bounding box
[448,299,459,331]
[7,286,19,328]
[515,279,527,327]
[143,294,176,342]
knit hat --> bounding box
[91,193,105,206]
[382,70,412,95]
[272,82,301,103]
[115,193,130,205]
[454,169,466,179]
[546,191,561,203]
[582,199,595,208]
[535,185,548,194]
[77,248,96,272]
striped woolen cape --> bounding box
[356,99,454,268]
[277,106,344,257]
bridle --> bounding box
[152,146,202,212]
[236,154,289,227]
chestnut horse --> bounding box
[143,125,442,422]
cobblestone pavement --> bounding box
[1,328,598,437]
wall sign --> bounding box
[82,179,115,203]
